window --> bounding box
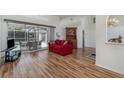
[7,21,54,51]
[7,22,26,42]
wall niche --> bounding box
[106,15,124,44]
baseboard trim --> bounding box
[96,63,124,75]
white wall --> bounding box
[59,16,84,48]
[96,15,124,74]
[1,18,8,52]
[0,16,7,59]
[55,25,65,40]
[59,16,96,48]
[84,16,96,48]
[59,16,83,41]
[77,25,83,48]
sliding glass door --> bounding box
[7,22,51,52]
[39,29,48,48]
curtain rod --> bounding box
[4,19,56,28]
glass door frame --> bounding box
[7,22,49,52]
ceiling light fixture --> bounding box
[107,17,119,27]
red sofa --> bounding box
[48,40,73,56]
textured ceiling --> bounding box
[58,15,71,19]
[57,15,76,19]
[57,15,86,19]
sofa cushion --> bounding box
[55,40,61,45]
[60,40,66,45]
[63,41,68,45]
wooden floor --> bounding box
[0,48,124,78]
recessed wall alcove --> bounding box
[106,15,124,45]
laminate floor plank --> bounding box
[0,48,123,78]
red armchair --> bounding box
[48,40,73,56]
